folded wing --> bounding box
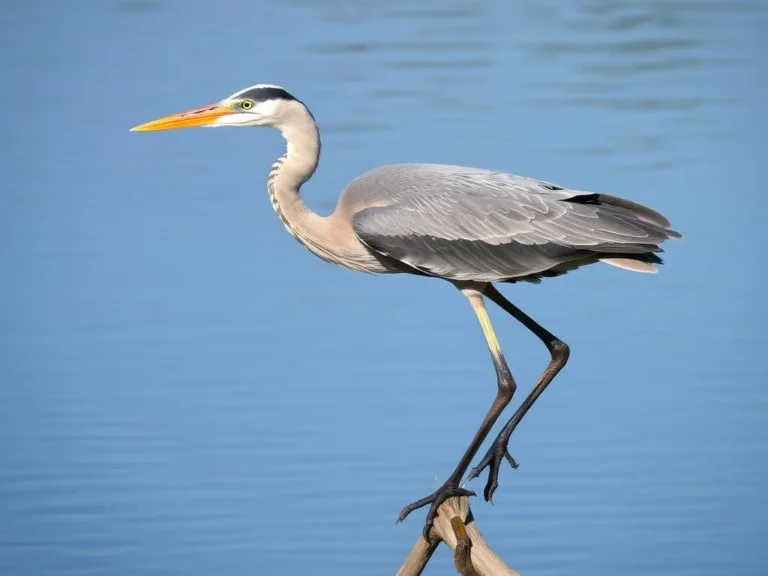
[348,164,680,282]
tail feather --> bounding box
[600,257,658,273]
[510,192,680,283]
[568,192,683,239]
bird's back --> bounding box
[338,163,680,283]
[339,163,575,211]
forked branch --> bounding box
[396,496,518,576]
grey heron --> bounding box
[131,84,682,539]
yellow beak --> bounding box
[130,103,235,132]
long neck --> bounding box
[266,104,348,266]
[267,103,321,230]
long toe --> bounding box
[469,441,519,502]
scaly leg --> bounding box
[398,283,518,539]
[468,284,570,502]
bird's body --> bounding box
[132,84,681,539]
[340,163,679,282]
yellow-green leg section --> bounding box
[397,284,518,539]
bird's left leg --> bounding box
[397,283,518,539]
[468,283,570,503]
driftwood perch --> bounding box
[396,496,519,576]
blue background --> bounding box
[2,1,766,574]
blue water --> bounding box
[1,1,766,574]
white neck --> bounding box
[266,101,369,270]
[267,102,322,236]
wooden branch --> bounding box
[396,496,519,576]
[396,531,439,576]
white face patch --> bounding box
[209,112,255,127]
[251,99,281,118]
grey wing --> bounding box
[348,164,680,282]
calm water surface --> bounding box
[1,1,766,574]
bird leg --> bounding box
[468,284,570,502]
[398,284,518,540]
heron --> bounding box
[131,84,681,539]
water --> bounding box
[1,1,765,574]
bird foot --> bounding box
[467,437,519,503]
[397,481,476,540]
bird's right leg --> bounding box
[468,283,570,503]
[397,283,518,539]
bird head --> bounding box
[130,84,304,132]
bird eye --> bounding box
[240,100,254,110]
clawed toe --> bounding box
[468,440,518,503]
